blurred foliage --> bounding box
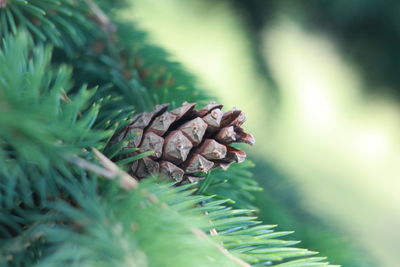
[252,160,375,267]
[231,0,400,98]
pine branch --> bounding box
[0,2,341,267]
[82,148,251,266]
[72,148,335,266]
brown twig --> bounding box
[203,209,219,236]
[69,149,138,190]
[91,148,138,190]
[69,155,116,179]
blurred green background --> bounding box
[121,1,400,266]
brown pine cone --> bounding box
[115,101,255,184]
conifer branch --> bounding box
[83,148,252,266]
[143,185,252,267]
[0,3,338,266]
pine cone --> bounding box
[115,101,255,184]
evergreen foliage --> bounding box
[1,1,336,266]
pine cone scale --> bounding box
[179,117,207,146]
[139,132,164,159]
[196,139,227,160]
[162,130,193,163]
[184,154,214,174]
[216,126,236,144]
[170,102,196,120]
[202,108,223,130]
[147,111,177,136]
[160,161,184,181]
